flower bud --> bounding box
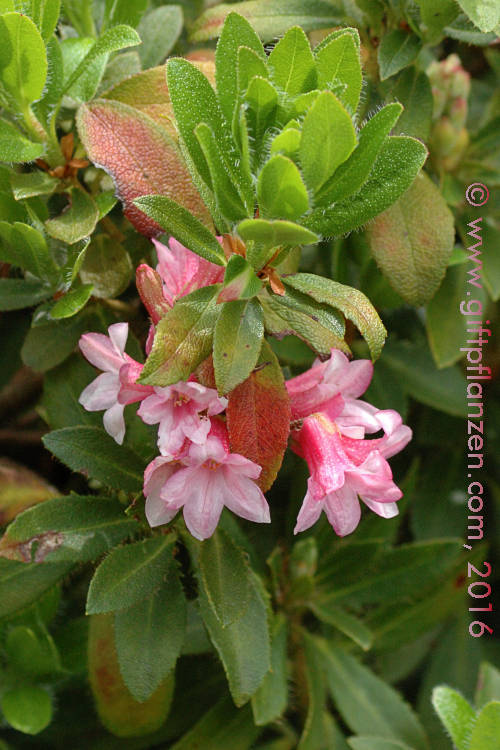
[136,264,171,324]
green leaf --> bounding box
[79,234,132,298]
[237,46,268,102]
[426,263,487,368]
[139,284,221,387]
[87,536,175,615]
[469,702,500,750]
[392,67,433,141]
[283,273,386,360]
[0,221,56,280]
[78,99,211,236]
[298,631,329,750]
[136,6,183,69]
[60,37,107,103]
[42,425,144,492]
[305,136,427,237]
[315,540,463,607]
[244,75,278,146]
[213,299,264,394]
[227,340,290,492]
[63,25,141,96]
[10,170,58,199]
[218,255,263,302]
[0,558,71,618]
[414,0,459,39]
[238,218,319,254]
[167,56,232,189]
[348,739,414,750]
[195,122,250,221]
[0,12,47,107]
[4,624,60,676]
[455,0,500,32]
[199,529,252,627]
[315,30,362,112]
[1,686,52,735]
[215,11,265,124]
[431,687,475,750]
[380,339,467,417]
[0,120,44,162]
[191,1,342,44]
[199,570,270,706]
[476,663,500,709]
[49,284,94,320]
[114,562,186,702]
[367,172,454,306]
[102,0,147,31]
[45,187,99,244]
[170,697,261,750]
[251,614,288,725]
[316,102,403,206]
[268,25,316,95]
[41,354,100,429]
[378,30,422,81]
[0,278,51,310]
[3,495,139,564]
[88,613,174,737]
[258,155,309,221]
[21,311,97,372]
[308,601,373,651]
[319,641,429,750]
[31,0,61,42]
[262,289,349,358]
[134,195,225,266]
[270,127,301,158]
[300,91,356,193]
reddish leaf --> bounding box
[77,99,211,236]
[101,61,215,137]
[88,613,174,737]
[226,341,290,492]
[0,459,55,526]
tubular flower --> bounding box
[286,349,373,420]
[137,381,228,458]
[144,420,270,540]
[79,323,153,445]
[292,406,411,536]
[153,237,224,307]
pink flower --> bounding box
[137,380,227,458]
[286,349,373,420]
[144,420,270,540]
[79,323,152,445]
[292,404,412,536]
[153,237,224,308]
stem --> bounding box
[22,105,47,144]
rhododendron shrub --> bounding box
[0,2,499,747]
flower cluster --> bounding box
[286,351,412,536]
[79,238,411,540]
[79,238,269,541]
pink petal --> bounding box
[79,372,120,411]
[362,499,399,518]
[103,401,126,444]
[145,324,155,354]
[145,496,178,528]
[346,452,403,503]
[293,414,353,495]
[221,468,270,523]
[118,362,153,405]
[181,469,225,540]
[223,452,262,480]
[108,322,128,355]
[294,480,325,533]
[324,351,373,399]
[79,332,124,372]
[323,484,361,536]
